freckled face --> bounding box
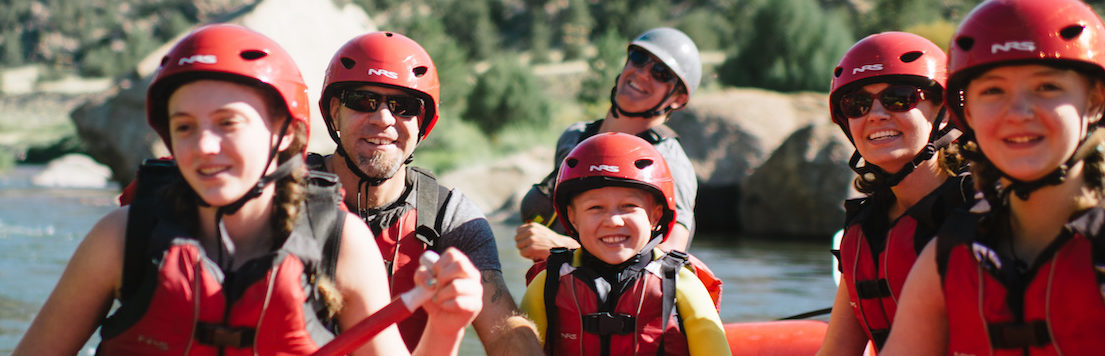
[566,186,664,265]
[167,80,285,206]
[964,64,1101,181]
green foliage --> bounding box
[904,20,957,51]
[415,107,493,173]
[857,0,944,36]
[676,7,732,51]
[463,57,553,138]
[577,29,625,106]
[398,14,474,118]
[718,0,854,92]
[438,0,501,60]
[528,9,553,63]
[559,0,593,60]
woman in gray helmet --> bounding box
[514,27,702,263]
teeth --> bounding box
[868,130,900,140]
[600,236,627,244]
[1006,136,1036,143]
[199,167,225,175]
[367,138,392,145]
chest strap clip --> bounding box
[988,320,1050,349]
[195,323,255,348]
[581,312,636,335]
[855,278,892,299]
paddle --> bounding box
[777,307,832,320]
[311,251,440,356]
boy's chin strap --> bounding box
[607,74,678,119]
[851,108,958,188]
[1000,128,1105,201]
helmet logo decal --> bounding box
[365,68,399,79]
[178,54,217,66]
[990,41,1035,54]
[851,64,884,75]
[589,164,620,173]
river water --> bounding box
[0,165,837,355]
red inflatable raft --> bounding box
[724,320,828,356]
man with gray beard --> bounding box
[308,32,542,355]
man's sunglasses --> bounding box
[340,90,424,118]
[627,48,677,84]
[839,85,927,118]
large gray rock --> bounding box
[738,122,855,237]
[438,146,553,222]
[669,87,830,187]
[71,0,374,185]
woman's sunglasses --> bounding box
[839,84,928,118]
[839,85,927,118]
[627,48,677,84]
[340,90,424,118]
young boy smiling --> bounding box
[520,132,729,356]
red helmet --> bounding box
[830,31,947,131]
[146,24,310,150]
[553,132,676,241]
[946,0,1105,132]
[320,32,440,143]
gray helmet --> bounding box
[629,27,702,96]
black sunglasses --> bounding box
[839,85,927,118]
[340,90,424,118]
[627,48,677,84]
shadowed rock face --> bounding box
[71,0,375,185]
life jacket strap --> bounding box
[582,312,636,335]
[988,320,1050,349]
[194,322,255,348]
[855,278,892,299]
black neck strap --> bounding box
[607,74,677,119]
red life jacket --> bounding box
[99,159,344,355]
[542,248,691,356]
[526,251,723,312]
[938,207,1105,355]
[836,176,972,350]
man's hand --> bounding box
[513,222,580,261]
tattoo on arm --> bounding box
[481,270,511,305]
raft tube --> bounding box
[724,320,828,356]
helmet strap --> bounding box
[851,107,959,188]
[608,74,678,119]
[999,127,1105,201]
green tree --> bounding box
[858,0,944,36]
[528,8,552,63]
[560,0,593,60]
[399,14,473,118]
[439,0,500,60]
[463,57,552,137]
[577,29,625,106]
[719,0,853,92]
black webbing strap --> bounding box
[660,250,688,332]
[411,166,450,248]
[581,312,636,335]
[121,158,179,301]
[543,247,573,355]
[194,322,255,348]
[305,170,344,282]
[855,279,892,299]
[988,320,1050,349]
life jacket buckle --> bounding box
[988,320,1050,349]
[195,322,256,348]
[581,312,635,335]
[855,278,892,299]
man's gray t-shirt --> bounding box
[551,120,697,236]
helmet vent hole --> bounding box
[340,57,356,70]
[1060,25,1085,40]
[900,51,923,63]
[833,67,843,78]
[413,66,428,77]
[634,159,653,169]
[385,32,394,37]
[956,37,975,51]
[565,158,578,168]
[240,50,268,60]
[159,56,168,67]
